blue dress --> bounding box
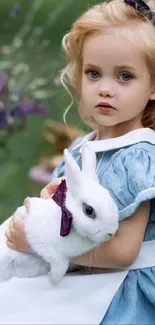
[51,127,155,325]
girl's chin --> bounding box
[83,114,120,128]
[92,118,119,127]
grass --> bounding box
[0,0,99,222]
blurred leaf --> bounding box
[0,0,96,222]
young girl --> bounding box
[5,0,155,323]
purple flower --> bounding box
[11,101,34,117]
[0,72,8,95]
[33,102,49,115]
[0,109,6,128]
[13,100,48,116]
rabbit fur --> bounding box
[0,145,119,284]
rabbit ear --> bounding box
[81,145,98,181]
[64,149,81,185]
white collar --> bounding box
[72,128,155,153]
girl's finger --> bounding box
[6,239,17,250]
[5,229,12,241]
[12,215,24,230]
[40,188,50,200]
[40,177,65,199]
[5,217,14,240]
[9,217,14,231]
[40,183,55,198]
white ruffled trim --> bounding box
[72,128,155,153]
[119,187,155,219]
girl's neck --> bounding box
[95,120,144,140]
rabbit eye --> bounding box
[82,203,96,219]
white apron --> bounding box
[2,128,155,324]
[0,240,154,325]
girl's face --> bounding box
[81,29,155,138]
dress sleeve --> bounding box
[50,136,83,180]
[102,146,155,221]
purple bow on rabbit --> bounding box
[52,179,73,237]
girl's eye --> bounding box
[119,73,133,82]
[86,70,100,79]
[82,203,96,219]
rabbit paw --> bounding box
[14,254,51,278]
[0,251,50,281]
[0,253,14,282]
[49,259,69,284]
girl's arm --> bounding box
[71,201,150,269]
[6,177,149,270]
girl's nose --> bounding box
[98,80,114,97]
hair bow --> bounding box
[52,179,73,237]
[124,0,155,25]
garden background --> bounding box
[0,0,99,223]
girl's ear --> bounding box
[64,149,81,186]
[81,145,98,182]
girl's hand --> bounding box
[5,215,30,253]
[5,177,65,252]
[40,177,65,199]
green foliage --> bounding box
[0,0,99,222]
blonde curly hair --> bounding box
[61,0,155,129]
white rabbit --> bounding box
[0,145,119,284]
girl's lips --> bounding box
[97,105,115,115]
